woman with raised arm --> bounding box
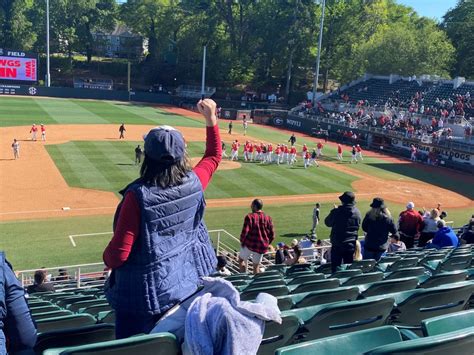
[103,99,222,338]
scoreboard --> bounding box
[0,49,37,82]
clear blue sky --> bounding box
[397,0,458,21]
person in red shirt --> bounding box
[317,142,323,157]
[337,144,343,161]
[356,144,363,160]
[243,141,249,161]
[275,145,281,165]
[283,145,289,163]
[248,142,254,161]
[302,144,308,158]
[398,202,423,248]
[239,199,274,274]
[289,146,297,165]
[267,143,273,163]
[410,145,417,161]
[304,150,311,169]
[30,124,38,141]
[230,140,239,161]
[40,124,46,141]
[255,143,262,161]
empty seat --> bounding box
[377,257,418,272]
[246,279,286,290]
[257,315,302,355]
[33,310,73,321]
[240,285,290,301]
[290,279,339,294]
[67,299,109,313]
[330,269,363,279]
[424,254,472,274]
[384,267,426,280]
[266,264,287,272]
[366,327,474,354]
[285,263,312,275]
[30,305,61,314]
[97,310,115,324]
[348,259,376,273]
[421,310,474,336]
[229,280,248,287]
[295,287,359,308]
[359,277,419,297]
[27,300,52,307]
[314,263,333,274]
[36,314,97,334]
[342,272,384,286]
[390,282,474,326]
[253,271,282,279]
[286,274,325,285]
[283,297,394,341]
[275,326,402,355]
[225,274,251,281]
[80,304,112,317]
[418,270,468,288]
[57,296,96,308]
[43,332,179,355]
[35,324,115,354]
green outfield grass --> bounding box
[46,141,356,199]
[0,201,470,270]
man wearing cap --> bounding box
[30,124,38,141]
[239,199,274,274]
[103,99,221,338]
[324,191,361,273]
[398,202,423,248]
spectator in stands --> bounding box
[215,256,231,276]
[27,270,55,294]
[398,202,423,249]
[275,242,288,265]
[388,234,406,253]
[103,99,221,339]
[419,209,440,247]
[284,239,302,265]
[460,217,474,245]
[54,268,70,281]
[0,253,37,353]
[324,192,361,273]
[362,198,398,261]
[428,220,459,249]
[239,199,274,274]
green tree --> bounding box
[0,0,36,50]
[442,0,474,78]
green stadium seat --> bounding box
[36,314,97,334]
[359,277,419,297]
[275,326,402,355]
[421,310,474,336]
[418,253,446,264]
[34,324,115,354]
[330,269,363,279]
[79,304,112,317]
[424,254,472,274]
[365,327,474,354]
[285,271,317,279]
[30,305,61,314]
[257,315,303,355]
[377,256,401,263]
[273,296,295,311]
[314,263,333,275]
[283,297,394,341]
[347,259,376,273]
[245,279,287,290]
[57,295,96,308]
[28,300,53,307]
[390,281,474,326]
[377,257,418,272]
[253,270,282,279]
[295,287,360,308]
[286,274,325,285]
[418,270,468,288]
[285,263,312,275]
[290,279,340,294]
[384,267,426,280]
[97,310,115,324]
[225,274,251,281]
[240,285,290,301]
[229,280,248,287]
[43,293,75,302]
[67,299,109,313]
[266,264,287,272]
[43,332,179,355]
[33,310,73,321]
[342,272,384,286]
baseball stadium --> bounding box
[1,0,474,354]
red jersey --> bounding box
[317,143,323,149]
[356,146,362,152]
[275,147,281,154]
[249,145,254,153]
[268,145,273,152]
[243,144,248,152]
[337,146,342,154]
[290,147,297,154]
[304,151,311,159]
[232,143,238,151]
[284,146,289,153]
[30,126,38,133]
[41,126,46,132]
[256,146,262,153]
[302,145,308,152]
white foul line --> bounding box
[68,232,113,247]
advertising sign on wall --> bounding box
[0,49,37,82]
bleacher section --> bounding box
[26,244,474,354]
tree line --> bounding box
[0,0,472,95]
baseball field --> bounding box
[0,97,473,270]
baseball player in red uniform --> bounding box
[231,140,240,161]
[267,144,273,163]
[40,124,46,141]
[283,145,289,164]
[302,144,308,158]
[317,142,323,157]
[275,145,282,165]
[256,143,262,161]
[356,144,363,160]
[304,150,311,169]
[410,144,417,161]
[289,146,297,165]
[30,124,38,141]
[249,142,255,161]
[243,141,249,161]
[351,146,358,164]
[337,144,343,161]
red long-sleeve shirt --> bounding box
[103,125,222,269]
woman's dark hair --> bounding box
[140,154,192,188]
[34,270,46,284]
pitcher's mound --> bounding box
[190,157,241,171]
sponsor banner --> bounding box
[391,138,473,165]
[0,55,37,81]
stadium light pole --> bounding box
[312,0,326,106]
[201,45,207,99]
[45,0,51,87]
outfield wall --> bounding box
[0,83,171,104]
[270,113,474,173]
